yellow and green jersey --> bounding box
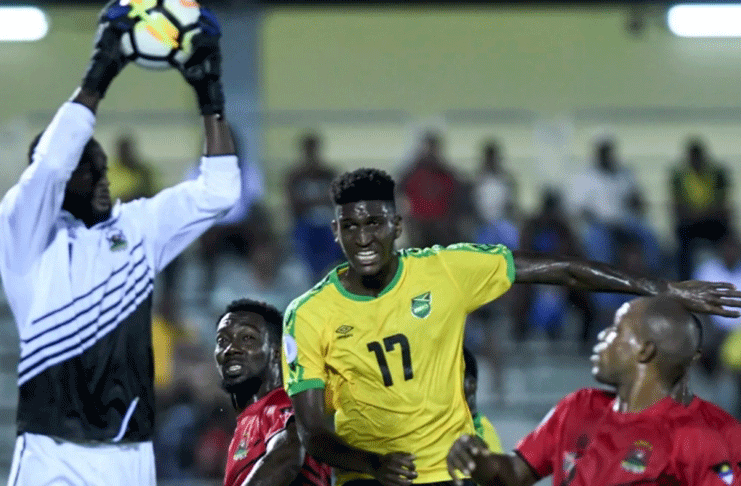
[473,413,503,453]
[282,243,515,485]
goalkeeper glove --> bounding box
[178,8,225,116]
[81,0,133,97]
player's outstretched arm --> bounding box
[176,8,233,156]
[240,420,305,486]
[512,250,741,318]
[291,389,418,486]
[447,435,537,486]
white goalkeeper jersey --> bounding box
[0,101,239,442]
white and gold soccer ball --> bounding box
[118,0,202,70]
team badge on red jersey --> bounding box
[621,440,652,473]
[233,437,249,460]
[712,462,734,485]
[562,451,577,475]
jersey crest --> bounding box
[411,292,431,318]
[712,462,734,485]
[233,436,249,460]
[621,440,652,473]
[106,229,128,251]
[562,451,577,475]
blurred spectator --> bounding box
[151,291,187,394]
[399,132,466,247]
[473,141,518,225]
[512,189,595,345]
[210,238,312,313]
[621,190,663,276]
[671,138,731,280]
[285,133,343,279]
[473,141,520,250]
[569,139,638,264]
[108,134,156,202]
[155,342,233,481]
[693,232,741,373]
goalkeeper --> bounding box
[3,3,238,485]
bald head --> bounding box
[633,296,701,385]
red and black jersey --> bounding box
[224,388,331,486]
[516,388,738,486]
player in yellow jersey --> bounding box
[463,348,502,454]
[282,168,741,486]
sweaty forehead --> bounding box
[216,311,266,333]
[336,200,395,220]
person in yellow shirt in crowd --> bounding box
[463,348,502,453]
[108,134,156,203]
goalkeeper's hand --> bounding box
[81,0,134,97]
[178,8,225,116]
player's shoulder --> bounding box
[691,398,741,433]
[399,243,512,262]
[285,271,336,318]
[261,388,295,419]
[560,387,616,411]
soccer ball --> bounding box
[118,0,202,70]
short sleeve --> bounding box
[282,301,327,396]
[264,405,295,445]
[515,398,570,479]
[674,427,736,486]
[439,243,515,312]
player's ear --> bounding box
[637,341,656,364]
[331,218,339,242]
[393,214,403,240]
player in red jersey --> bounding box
[672,349,741,473]
[215,299,331,486]
[447,296,738,486]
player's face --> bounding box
[591,302,641,386]
[333,201,402,278]
[214,311,272,391]
[65,141,111,224]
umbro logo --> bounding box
[336,325,354,339]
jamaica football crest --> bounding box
[411,292,431,318]
[621,440,652,473]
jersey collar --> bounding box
[330,254,404,302]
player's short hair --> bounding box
[217,299,283,347]
[28,132,43,165]
[463,347,477,381]
[690,313,703,353]
[330,168,396,207]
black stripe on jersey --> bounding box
[28,240,144,327]
[18,277,154,384]
[20,255,150,357]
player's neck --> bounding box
[233,372,282,412]
[615,368,671,413]
[343,256,399,297]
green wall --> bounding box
[0,7,194,121]
[261,6,741,115]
